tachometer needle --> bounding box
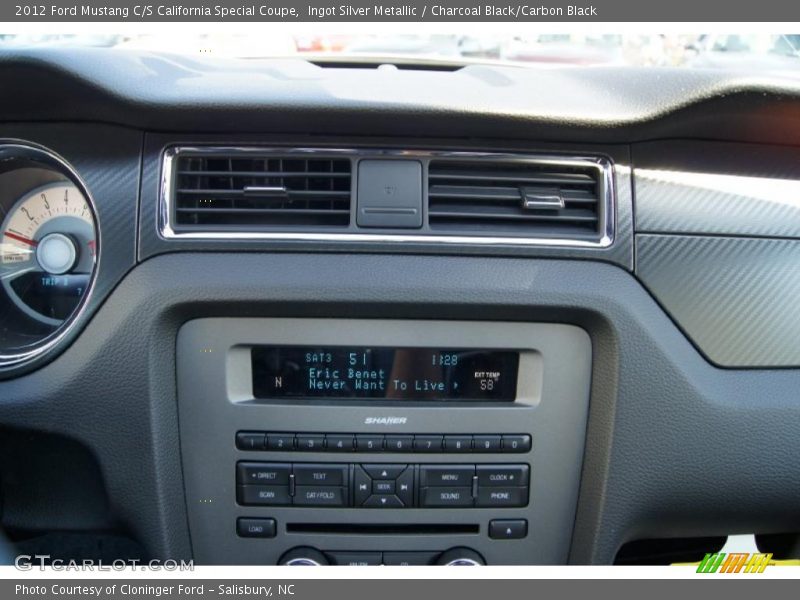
[3,231,38,246]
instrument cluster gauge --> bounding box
[0,141,99,374]
[2,183,96,324]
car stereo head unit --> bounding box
[177,318,592,565]
[251,346,520,401]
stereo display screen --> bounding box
[251,346,519,401]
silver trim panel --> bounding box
[159,146,615,249]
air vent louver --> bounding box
[427,160,603,239]
[172,153,352,229]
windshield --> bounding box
[1,33,798,73]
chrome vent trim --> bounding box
[160,147,615,248]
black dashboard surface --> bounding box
[1,49,799,565]
[2,48,800,145]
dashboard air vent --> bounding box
[427,159,604,239]
[171,152,352,229]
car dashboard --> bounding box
[0,48,799,566]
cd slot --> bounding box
[286,523,479,535]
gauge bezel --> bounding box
[0,140,100,371]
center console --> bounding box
[177,318,591,565]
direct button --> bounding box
[293,464,348,486]
[237,517,276,538]
[421,486,474,508]
[420,465,474,487]
[236,462,290,485]
[489,519,528,540]
[476,465,530,487]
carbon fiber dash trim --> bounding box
[635,169,800,238]
[636,234,800,368]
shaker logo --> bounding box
[364,417,407,425]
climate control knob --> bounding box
[278,547,329,566]
[436,547,486,566]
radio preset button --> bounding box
[420,465,475,487]
[413,435,444,452]
[444,436,473,453]
[325,435,355,452]
[293,486,347,506]
[421,486,474,508]
[476,465,530,487]
[473,435,503,453]
[237,485,292,506]
[385,435,414,452]
[266,433,295,451]
[236,432,265,451]
[245,431,531,453]
[356,435,385,452]
[502,435,532,453]
[295,434,325,451]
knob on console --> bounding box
[278,547,329,566]
[436,547,486,566]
